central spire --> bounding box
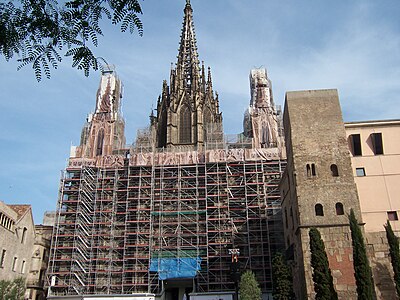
[177,0,200,91]
[149,1,223,150]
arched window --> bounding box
[311,163,316,176]
[315,204,324,216]
[335,202,344,215]
[331,164,339,177]
[306,164,311,177]
[307,163,317,177]
[12,257,17,272]
[21,227,27,244]
[96,129,104,156]
[179,105,192,144]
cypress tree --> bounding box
[272,252,294,300]
[349,208,375,299]
[239,270,262,300]
[384,220,400,298]
[309,227,338,300]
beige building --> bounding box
[345,119,400,233]
[0,202,54,299]
[0,201,35,282]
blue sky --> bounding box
[1,0,399,223]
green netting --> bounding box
[151,249,206,258]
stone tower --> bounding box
[152,0,222,150]
[75,68,126,159]
[280,89,362,299]
[243,68,283,149]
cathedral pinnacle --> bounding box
[177,0,199,90]
[151,0,222,149]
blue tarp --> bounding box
[149,257,202,280]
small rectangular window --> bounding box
[0,249,6,268]
[21,260,25,274]
[356,167,366,177]
[371,133,384,155]
[388,211,399,221]
[21,227,27,244]
[12,257,17,272]
[350,134,362,156]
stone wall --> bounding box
[366,231,397,299]
[282,89,362,299]
[0,203,35,282]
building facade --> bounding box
[280,90,398,299]
[43,1,400,299]
[345,119,400,299]
[0,202,54,299]
[26,214,54,300]
[280,90,362,299]
[47,1,286,300]
[0,201,35,283]
[345,119,400,233]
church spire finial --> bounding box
[176,0,200,90]
[151,0,223,149]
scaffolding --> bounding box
[48,149,285,297]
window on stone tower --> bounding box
[315,204,324,216]
[335,202,344,215]
[307,163,317,177]
[349,134,362,156]
[180,105,192,144]
[96,129,104,156]
[371,133,384,155]
[306,164,311,177]
[330,164,339,177]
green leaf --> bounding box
[0,0,143,80]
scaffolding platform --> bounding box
[48,149,285,296]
